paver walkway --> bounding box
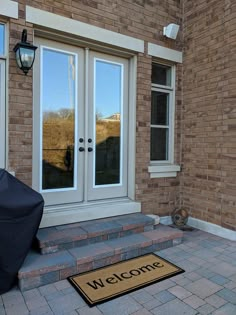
[1,229,236,315]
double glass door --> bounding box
[33,39,128,206]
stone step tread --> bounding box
[36,213,155,253]
[19,225,183,279]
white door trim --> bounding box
[33,38,138,226]
[0,60,5,169]
[0,0,18,19]
[148,43,183,63]
[26,6,144,53]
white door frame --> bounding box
[0,60,6,169]
[33,38,139,227]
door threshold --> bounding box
[40,199,141,228]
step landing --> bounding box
[18,224,183,291]
[36,213,155,254]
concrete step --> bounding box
[36,213,156,254]
[18,225,183,291]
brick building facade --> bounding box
[182,0,236,231]
[0,0,235,233]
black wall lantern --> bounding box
[13,29,37,75]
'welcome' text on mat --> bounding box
[68,253,184,306]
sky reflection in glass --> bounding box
[42,48,76,112]
[0,24,5,55]
[95,60,121,118]
[42,51,121,119]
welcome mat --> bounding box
[68,253,184,306]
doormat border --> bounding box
[68,253,185,307]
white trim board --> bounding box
[159,216,172,225]
[160,216,236,241]
[148,165,181,178]
[188,217,236,241]
[148,43,182,63]
[0,0,18,19]
[0,61,6,168]
[26,6,144,53]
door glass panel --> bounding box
[94,60,122,186]
[0,24,5,55]
[41,48,76,190]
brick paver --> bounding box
[97,295,142,315]
[185,278,222,299]
[211,303,236,315]
[205,294,227,308]
[151,298,197,315]
[197,303,216,315]
[168,285,192,299]
[183,294,206,309]
[1,230,236,314]
[76,306,103,315]
[216,288,236,304]
[154,290,176,303]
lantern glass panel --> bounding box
[15,48,22,69]
[20,47,34,69]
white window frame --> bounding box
[0,23,6,169]
[149,61,180,178]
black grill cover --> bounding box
[0,169,44,294]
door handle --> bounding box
[79,147,85,152]
[88,147,93,152]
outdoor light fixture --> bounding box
[163,23,180,40]
[13,29,37,75]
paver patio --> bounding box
[1,229,236,315]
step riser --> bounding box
[19,238,181,291]
[40,226,154,254]
[38,218,156,255]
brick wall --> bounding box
[135,54,183,216]
[181,0,236,230]
[8,2,34,185]
[7,0,183,215]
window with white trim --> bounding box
[0,23,6,169]
[149,62,180,178]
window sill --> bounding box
[148,164,180,178]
